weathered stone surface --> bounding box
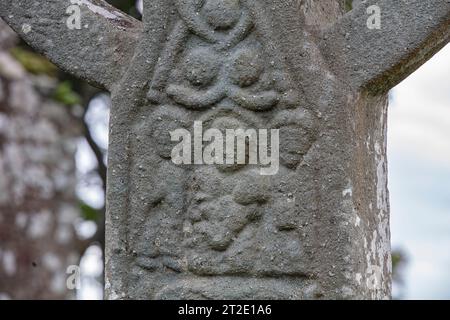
[107,0,387,299]
[322,0,450,93]
[0,0,142,90]
[1,0,448,299]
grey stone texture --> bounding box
[0,0,142,90]
[1,0,448,299]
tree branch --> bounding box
[82,106,107,190]
[0,0,143,91]
[83,112,107,190]
[320,0,450,93]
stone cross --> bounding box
[1,0,448,299]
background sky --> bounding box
[75,43,450,300]
[389,44,450,299]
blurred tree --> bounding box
[392,249,408,299]
[0,0,138,299]
[0,20,83,299]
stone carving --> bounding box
[147,0,299,111]
[128,0,319,297]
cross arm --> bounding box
[0,0,143,91]
[320,0,450,93]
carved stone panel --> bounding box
[106,0,392,300]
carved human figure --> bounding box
[175,0,253,49]
[147,0,253,101]
[184,115,269,257]
[149,0,299,112]
[166,45,297,111]
[131,105,191,273]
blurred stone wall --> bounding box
[0,19,81,300]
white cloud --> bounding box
[389,44,450,299]
[388,44,450,168]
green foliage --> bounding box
[345,0,353,12]
[10,47,57,76]
[106,0,141,19]
[392,250,406,275]
[391,249,408,299]
[79,202,100,221]
[53,81,82,106]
